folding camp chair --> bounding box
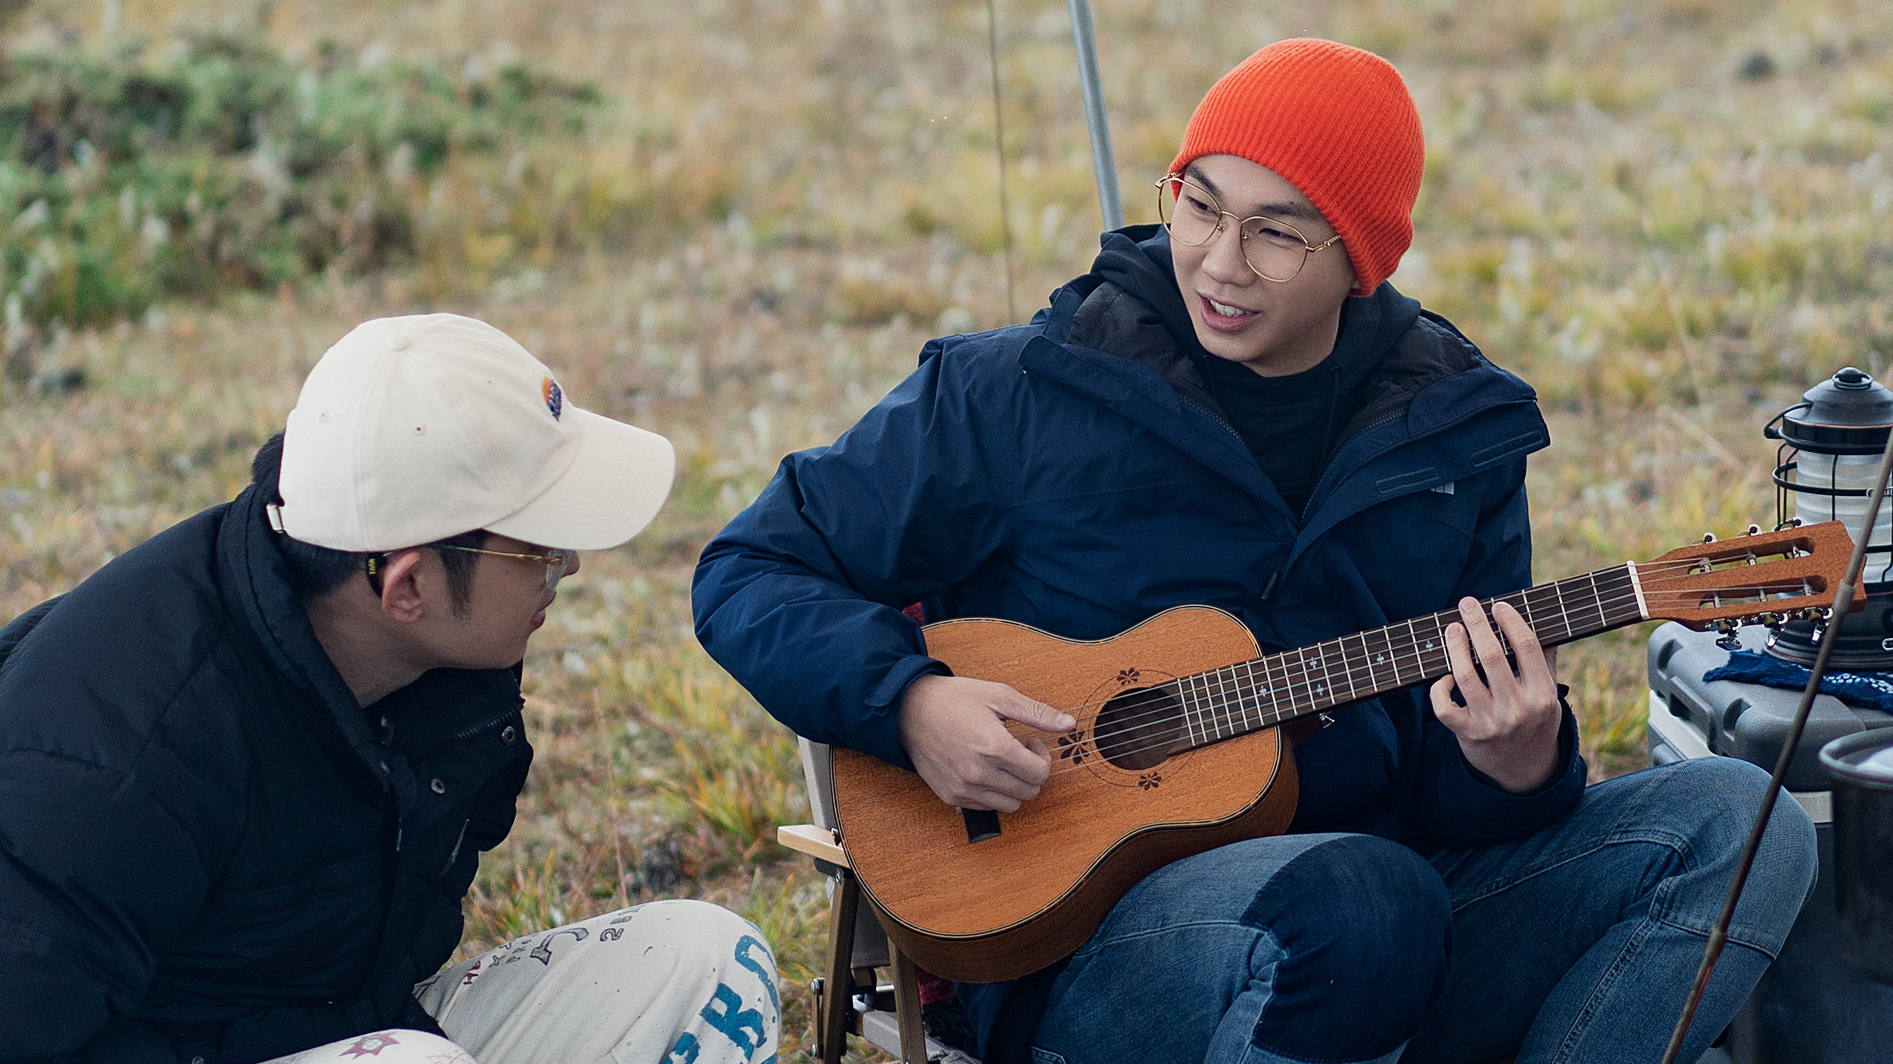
[777,738,979,1064]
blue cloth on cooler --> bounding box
[1703,650,1893,713]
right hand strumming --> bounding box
[897,673,1075,812]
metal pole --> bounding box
[1066,0,1122,232]
[986,0,1018,323]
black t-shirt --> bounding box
[1205,303,1386,518]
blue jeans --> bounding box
[1028,758,1817,1064]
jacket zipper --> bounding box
[1177,392,1244,444]
[1299,407,1406,525]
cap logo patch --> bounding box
[542,377,563,421]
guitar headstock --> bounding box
[1636,520,1855,629]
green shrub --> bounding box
[0,33,603,327]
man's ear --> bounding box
[376,548,431,623]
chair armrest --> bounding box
[778,823,850,867]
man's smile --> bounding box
[1199,294,1260,331]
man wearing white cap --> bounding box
[0,314,779,1064]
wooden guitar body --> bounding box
[832,606,1300,983]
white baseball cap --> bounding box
[277,313,675,552]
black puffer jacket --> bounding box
[0,483,533,1063]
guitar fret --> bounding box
[1602,565,1641,627]
[1232,661,1249,728]
[1172,676,1193,749]
[1217,664,1234,735]
[1231,662,1251,733]
[1180,673,1198,746]
[1567,572,1596,637]
[1211,662,1241,738]
[1187,671,1206,745]
[1209,668,1228,742]
[1204,672,1220,745]
[1340,633,1362,700]
[1152,539,1831,753]
[1575,574,1598,637]
[1188,666,1203,742]
[1523,583,1561,646]
[1390,627,1406,687]
[1265,651,1287,725]
[1495,590,1524,655]
[1226,658,1241,734]
[1364,627,1388,693]
[1323,641,1339,703]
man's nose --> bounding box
[1201,222,1254,282]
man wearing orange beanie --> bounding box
[696,39,1814,1064]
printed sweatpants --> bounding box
[260,900,779,1064]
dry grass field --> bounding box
[3,0,1890,1058]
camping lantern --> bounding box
[1766,366,1893,668]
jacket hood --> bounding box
[1086,224,1211,365]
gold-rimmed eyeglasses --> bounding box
[365,544,577,594]
[436,544,577,591]
[1155,173,1343,283]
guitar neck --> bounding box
[1171,563,1647,749]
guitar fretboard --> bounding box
[1163,564,1645,750]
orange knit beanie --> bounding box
[1170,39,1424,295]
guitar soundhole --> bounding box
[1093,686,1185,771]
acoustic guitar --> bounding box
[831,521,1853,983]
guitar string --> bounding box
[973,568,1832,773]
[1012,611,1796,775]
[996,577,1826,768]
[1004,569,1822,767]
[980,566,1820,736]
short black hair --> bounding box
[251,433,487,614]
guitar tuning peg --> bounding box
[1746,524,1762,536]
[1801,607,1832,622]
[1714,618,1742,651]
[1702,532,1718,543]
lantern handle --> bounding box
[1762,402,1809,442]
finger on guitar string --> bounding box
[1490,599,1555,685]
[1429,597,1563,794]
[898,674,1074,813]
[1431,600,1490,720]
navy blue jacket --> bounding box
[0,481,531,1063]
[693,227,1586,1053]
